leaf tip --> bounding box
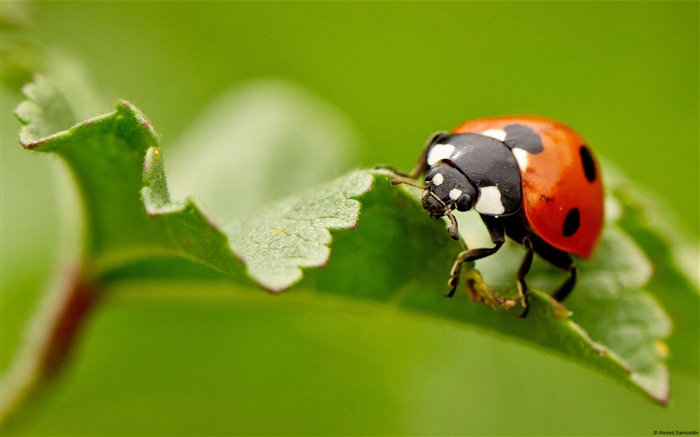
[14,74,77,147]
[115,99,159,142]
[20,136,47,150]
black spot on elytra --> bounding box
[579,145,597,183]
[503,124,544,154]
[563,208,580,237]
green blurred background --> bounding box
[2,1,698,435]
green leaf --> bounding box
[6,74,695,426]
[608,167,700,376]
[15,74,77,143]
[16,81,245,281]
[228,170,373,291]
[299,172,673,404]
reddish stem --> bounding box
[40,274,100,378]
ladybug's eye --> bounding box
[456,194,472,212]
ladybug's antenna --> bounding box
[390,179,426,191]
[391,178,461,241]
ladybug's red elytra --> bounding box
[388,116,604,317]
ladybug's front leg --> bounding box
[447,216,505,297]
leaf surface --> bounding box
[6,75,697,426]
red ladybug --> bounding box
[389,116,604,316]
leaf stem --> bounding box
[0,266,100,425]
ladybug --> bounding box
[388,116,604,316]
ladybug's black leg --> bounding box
[552,263,577,302]
[516,237,535,318]
[447,216,505,297]
[528,236,578,303]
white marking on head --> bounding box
[449,188,462,200]
[511,148,529,171]
[475,186,505,215]
[481,129,507,142]
[427,143,455,166]
[432,172,444,186]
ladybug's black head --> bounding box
[421,163,477,240]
